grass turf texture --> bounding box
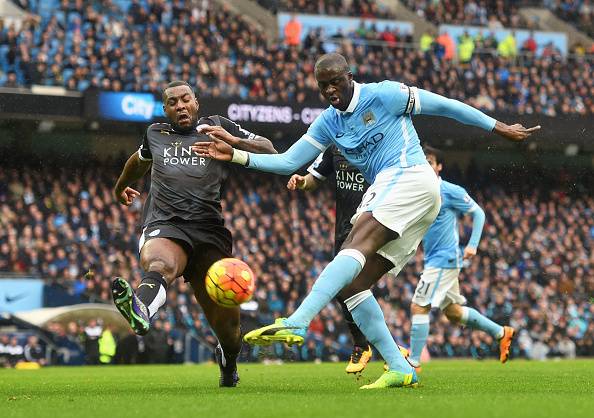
[1,360,593,418]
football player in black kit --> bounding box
[287,146,409,374]
[111,81,276,387]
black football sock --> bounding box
[136,271,168,319]
[337,297,369,349]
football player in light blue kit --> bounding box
[193,53,539,388]
[409,146,515,371]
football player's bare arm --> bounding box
[114,152,151,206]
[287,173,319,191]
[199,125,277,154]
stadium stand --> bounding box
[265,0,396,18]
[547,0,594,38]
[402,0,529,28]
[1,160,592,364]
[1,0,592,115]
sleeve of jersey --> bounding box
[137,130,152,161]
[219,115,256,140]
[416,89,496,131]
[246,136,325,175]
[450,186,485,249]
[307,147,334,180]
[377,80,416,116]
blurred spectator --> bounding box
[7,337,24,367]
[23,335,46,365]
[83,319,102,365]
[98,325,116,364]
[145,320,169,363]
[284,14,302,46]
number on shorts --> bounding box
[416,280,431,296]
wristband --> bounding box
[231,149,249,166]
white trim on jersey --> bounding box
[137,148,152,161]
[336,81,362,114]
[307,152,327,180]
[302,134,327,152]
[399,117,411,166]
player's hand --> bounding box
[287,174,307,190]
[115,187,140,206]
[197,125,240,146]
[494,121,541,142]
[463,246,477,259]
[191,136,233,161]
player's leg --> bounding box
[244,212,397,347]
[408,267,449,368]
[187,244,241,387]
[443,300,515,363]
[112,226,189,335]
[348,171,440,389]
[409,303,431,369]
[334,236,372,374]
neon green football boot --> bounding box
[243,318,306,346]
[360,369,419,389]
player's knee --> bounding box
[145,257,178,281]
[445,305,463,324]
[411,303,430,316]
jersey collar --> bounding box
[335,81,361,115]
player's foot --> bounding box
[243,318,305,346]
[360,369,418,389]
[499,326,515,363]
[215,344,239,387]
[383,346,422,373]
[346,345,372,374]
[111,277,150,336]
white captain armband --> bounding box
[404,86,421,115]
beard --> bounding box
[170,114,198,134]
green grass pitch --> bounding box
[1,360,593,418]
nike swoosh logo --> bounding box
[5,293,28,303]
[336,132,345,138]
[261,326,303,336]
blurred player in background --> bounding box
[408,146,515,369]
[111,80,276,387]
[193,53,539,389]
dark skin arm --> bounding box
[197,125,277,154]
[113,152,152,206]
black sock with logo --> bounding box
[136,271,168,319]
[336,297,369,349]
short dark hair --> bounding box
[423,145,444,164]
[162,80,196,103]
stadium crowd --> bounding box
[0,0,592,115]
[263,0,395,18]
[403,0,528,28]
[547,0,594,38]
[0,158,592,365]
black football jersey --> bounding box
[138,115,256,226]
[307,145,369,243]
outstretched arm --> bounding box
[199,124,277,154]
[416,89,540,141]
[192,134,323,176]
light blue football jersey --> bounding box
[423,179,481,269]
[304,81,427,183]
